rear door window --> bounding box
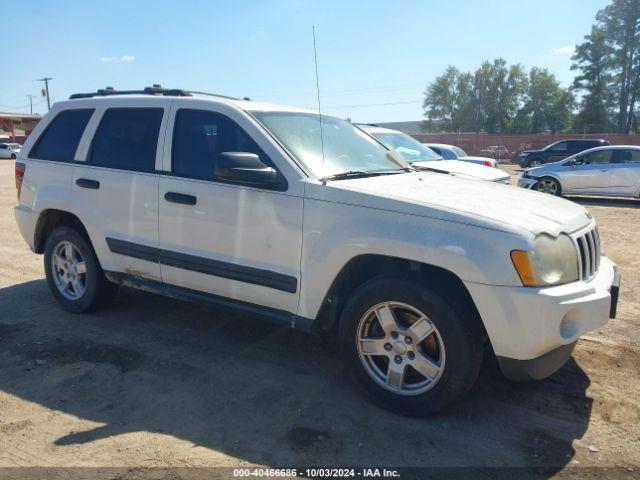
[618,149,640,163]
[573,140,598,150]
[30,109,94,162]
[549,141,569,152]
[89,108,163,172]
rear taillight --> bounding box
[15,162,25,200]
[484,160,492,167]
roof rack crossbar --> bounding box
[187,90,249,101]
[69,85,193,100]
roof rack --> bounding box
[188,90,250,101]
[69,85,251,102]
[69,85,192,99]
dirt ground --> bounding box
[0,161,638,478]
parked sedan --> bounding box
[423,143,497,168]
[0,143,21,159]
[518,139,610,168]
[518,145,640,198]
[359,126,510,184]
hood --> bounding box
[526,159,567,175]
[413,160,509,181]
[324,172,591,236]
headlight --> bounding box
[511,234,579,287]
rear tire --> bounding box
[339,277,483,416]
[44,226,118,313]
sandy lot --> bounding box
[0,161,638,477]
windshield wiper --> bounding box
[409,162,451,174]
[321,169,406,183]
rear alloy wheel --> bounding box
[51,240,87,300]
[44,226,118,313]
[339,277,483,416]
[536,177,561,196]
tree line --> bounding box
[423,0,640,134]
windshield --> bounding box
[371,132,441,162]
[452,146,466,157]
[251,111,407,178]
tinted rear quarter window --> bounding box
[90,108,163,172]
[30,109,94,162]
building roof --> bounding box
[0,112,43,121]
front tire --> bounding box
[536,177,561,196]
[339,277,483,416]
[44,226,118,313]
[11,154,16,160]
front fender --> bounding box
[297,197,528,320]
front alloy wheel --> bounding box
[536,178,560,196]
[356,302,445,395]
[339,277,483,416]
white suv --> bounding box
[14,87,620,416]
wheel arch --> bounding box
[313,254,486,340]
[34,209,91,254]
[536,175,563,195]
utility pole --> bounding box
[38,77,52,111]
[26,93,34,114]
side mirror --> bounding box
[215,152,282,187]
[566,159,576,166]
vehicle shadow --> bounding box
[0,279,592,474]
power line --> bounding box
[0,99,46,111]
[323,100,422,110]
[255,81,426,101]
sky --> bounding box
[0,0,608,123]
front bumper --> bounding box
[497,341,577,381]
[465,256,619,380]
[517,176,539,189]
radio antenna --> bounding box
[312,26,326,179]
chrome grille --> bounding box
[575,227,601,281]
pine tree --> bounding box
[571,26,614,133]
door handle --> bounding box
[76,178,100,189]
[164,192,197,206]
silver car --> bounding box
[0,143,21,159]
[518,145,640,199]
[423,143,498,168]
[358,126,511,183]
